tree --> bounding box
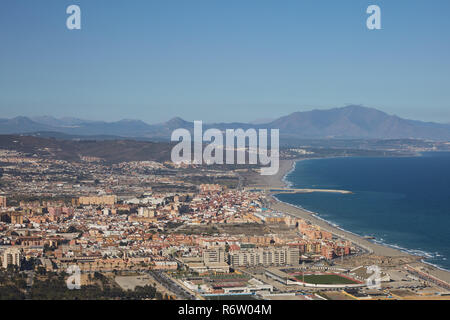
[67,225,79,233]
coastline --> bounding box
[253,158,450,284]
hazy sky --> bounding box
[1,0,450,123]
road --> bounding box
[147,271,196,300]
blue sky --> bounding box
[1,0,449,123]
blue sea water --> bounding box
[276,152,450,270]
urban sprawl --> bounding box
[0,149,449,300]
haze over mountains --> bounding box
[1,106,450,141]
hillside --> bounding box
[2,106,450,140]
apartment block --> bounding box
[202,247,226,265]
[78,195,117,206]
[0,196,6,208]
[228,247,299,267]
[2,248,22,269]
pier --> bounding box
[245,187,352,195]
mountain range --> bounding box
[1,105,450,141]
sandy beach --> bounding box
[250,159,450,284]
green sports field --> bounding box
[295,274,359,285]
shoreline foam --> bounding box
[273,192,448,271]
[256,158,450,283]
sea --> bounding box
[275,152,450,271]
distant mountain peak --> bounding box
[2,106,450,140]
[164,117,191,127]
[267,106,450,140]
